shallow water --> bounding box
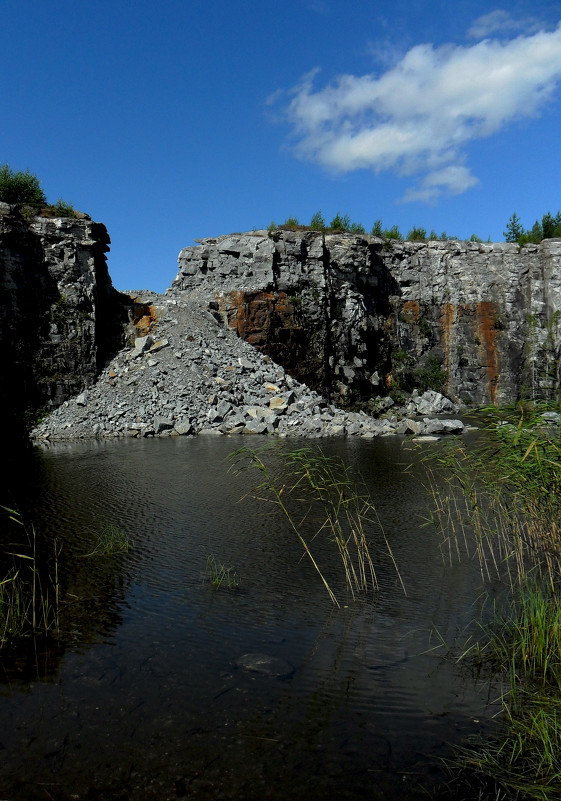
[0,436,497,800]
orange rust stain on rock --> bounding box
[401,300,420,324]
[476,301,499,405]
[219,291,300,346]
[127,296,158,337]
[134,310,156,337]
[218,290,318,387]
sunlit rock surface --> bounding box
[174,231,561,407]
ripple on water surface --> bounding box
[0,436,496,800]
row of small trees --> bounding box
[0,164,76,217]
[269,212,486,242]
[504,211,561,245]
[4,163,559,244]
[273,208,561,245]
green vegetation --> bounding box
[389,350,447,394]
[407,225,427,241]
[268,206,560,246]
[50,198,77,218]
[84,523,133,557]
[330,212,351,231]
[0,164,47,205]
[0,507,60,647]
[267,212,490,241]
[282,215,300,228]
[371,219,383,236]
[205,554,240,590]
[454,585,561,800]
[382,223,404,240]
[309,209,326,231]
[423,404,561,797]
[329,212,366,233]
[415,354,447,393]
[272,211,368,234]
[504,210,561,245]
[230,445,404,605]
[0,163,77,217]
[426,404,561,587]
[504,212,526,243]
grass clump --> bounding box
[84,523,132,557]
[230,445,404,606]
[205,554,240,591]
[0,572,35,644]
[0,507,60,647]
[50,198,77,218]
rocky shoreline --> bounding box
[31,289,466,443]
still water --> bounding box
[0,436,497,800]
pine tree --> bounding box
[504,213,524,243]
[309,210,326,231]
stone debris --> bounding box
[31,289,466,443]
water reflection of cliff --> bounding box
[0,445,130,683]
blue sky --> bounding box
[2,0,561,292]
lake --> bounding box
[0,435,497,800]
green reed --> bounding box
[84,523,133,557]
[422,404,561,798]
[454,585,561,800]
[205,553,240,591]
[422,404,561,589]
[0,506,60,647]
[229,445,404,606]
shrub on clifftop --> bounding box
[0,164,46,206]
[50,198,77,218]
[0,164,78,217]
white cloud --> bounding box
[468,9,541,39]
[401,166,480,204]
[281,23,561,202]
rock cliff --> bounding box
[173,231,561,407]
[0,202,130,437]
[4,210,561,444]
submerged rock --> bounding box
[236,653,294,677]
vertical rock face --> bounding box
[173,231,561,406]
[384,238,561,405]
[0,202,129,435]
